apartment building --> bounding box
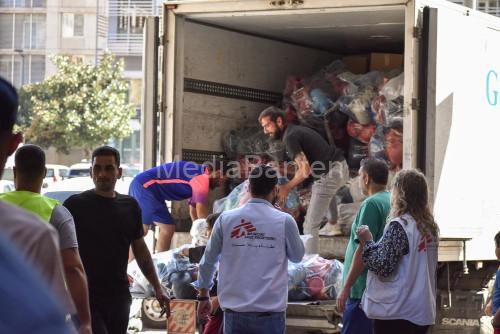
[0,0,106,86]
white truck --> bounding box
[140,0,500,332]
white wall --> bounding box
[181,21,337,153]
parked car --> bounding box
[0,180,15,193]
[3,164,69,189]
[2,167,13,182]
[43,164,69,188]
[42,176,133,203]
[68,162,91,179]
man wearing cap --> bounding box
[259,106,348,254]
[194,165,304,334]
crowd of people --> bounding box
[0,69,499,334]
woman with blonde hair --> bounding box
[356,169,439,334]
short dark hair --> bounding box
[15,144,46,182]
[206,212,221,229]
[249,165,278,197]
[0,76,18,133]
[258,106,286,124]
[92,146,120,167]
[495,231,500,248]
[360,158,389,185]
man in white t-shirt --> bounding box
[194,165,305,334]
[1,144,92,334]
[0,76,74,332]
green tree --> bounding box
[18,53,135,157]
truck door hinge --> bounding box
[413,27,422,39]
[412,98,420,111]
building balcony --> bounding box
[107,33,143,55]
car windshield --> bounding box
[44,191,80,203]
[69,169,90,178]
[2,168,14,181]
[46,169,55,177]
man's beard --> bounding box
[272,127,283,140]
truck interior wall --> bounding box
[181,21,338,153]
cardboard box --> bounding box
[167,300,197,334]
[369,53,403,71]
[342,54,369,74]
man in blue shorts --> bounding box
[130,161,225,252]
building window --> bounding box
[14,14,30,49]
[62,13,84,37]
[30,55,45,83]
[116,15,146,34]
[0,13,45,49]
[0,0,45,7]
[31,14,45,48]
[477,0,500,16]
[0,14,14,47]
[0,55,12,80]
[0,54,45,87]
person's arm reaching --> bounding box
[189,205,198,221]
[493,307,500,328]
[195,203,208,220]
[278,152,311,205]
[285,215,304,263]
[193,216,223,320]
[336,245,364,313]
[51,205,92,333]
[131,238,170,317]
[61,248,92,334]
[360,221,409,277]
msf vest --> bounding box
[0,191,59,222]
[361,214,438,326]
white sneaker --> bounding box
[319,223,343,236]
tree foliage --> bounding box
[18,54,135,155]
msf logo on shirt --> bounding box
[417,234,433,252]
[231,219,256,239]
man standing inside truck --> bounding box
[336,158,390,334]
[129,161,225,252]
[259,106,348,254]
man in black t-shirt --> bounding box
[259,107,349,254]
[64,146,170,334]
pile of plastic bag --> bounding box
[288,255,343,301]
[213,177,300,218]
[279,59,404,172]
[220,59,404,234]
[128,246,198,300]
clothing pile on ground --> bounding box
[128,246,198,300]
[222,59,404,235]
[128,247,342,302]
[288,255,343,301]
[213,177,300,220]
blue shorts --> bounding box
[129,178,174,225]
